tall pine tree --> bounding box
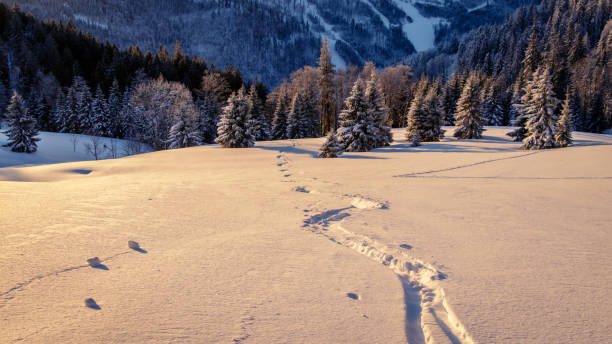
[2,91,40,153]
[522,68,561,150]
[216,88,255,148]
[318,39,337,135]
[453,73,485,139]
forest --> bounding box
[0,0,610,156]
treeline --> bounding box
[409,0,611,133]
[0,3,251,121]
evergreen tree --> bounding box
[319,39,337,135]
[167,116,202,149]
[507,79,531,141]
[107,79,123,138]
[555,93,574,147]
[480,84,504,126]
[271,87,290,140]
[337,79,377,152]
[453,73,485,139]
[2,91,40,153]
[421,80,445,141]
[405,82,427,142]
[247,84,269,141]
[319,131,342,158]
[441,72,463,125]
[216,88,255,148]
[364,71,392,148]
[286,90,312,139]
[195,97,218,144]
[523,68,561,150]
[91,86,112,137]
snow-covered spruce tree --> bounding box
[319,131,342,158]
[453,73,484,139]
[411,132,421,147]
[441,71,465,125]
[247,84,269,141]
[421,79,445,141]
[271,86,290,140]
[555,92,574,147]
[107,79,123,138]
[337,79,377,152]
[91,86,113,137]
[522,68,561,150]
[507,80,530,141]
[2,91,40,153]
[364,70,393,148]
[480,84,504,126]
[70,76,92,134]
[286,90,313,139]
[215,88,255,148]
[167,115,202,149]
[195,96,219,144]
[405,82,427,142]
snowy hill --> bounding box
[0,131,150,169]
[2,128,612,343]
[5,0,525,83]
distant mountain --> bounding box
[6,0,527,84]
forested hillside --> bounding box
[5,0,527,84]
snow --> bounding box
[302,3,348,68]
[0,131,150,168]
[361,0,391,29]
[468,1,492,13]
[2,128,612,343]
[391,0,443,52]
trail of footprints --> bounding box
[0,241,146,311]
[276,152,475,344]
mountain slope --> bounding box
[6,0,525,84]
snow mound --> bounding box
[351,197,387,210]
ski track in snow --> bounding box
[394,151,540,178]
[275,153,475,344]
[0,251,130,309]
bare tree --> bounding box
[70,133,80,153]
[83,136,106,160]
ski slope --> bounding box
[1,128,612,343]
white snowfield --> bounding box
[0,131,150,169]
[1,128,611,343]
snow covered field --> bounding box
[0,131,149,169]
[1,128,611,343]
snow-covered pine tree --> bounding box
[195,96,218,144]
[91,86,112,137]
[107,79,123,138]
[364,70,392,148]
[271,86,290,140]
[216,88,255,148]
[421,79,445,141]
[405,82,427,142]
[286,90,312,139]
[480,83,504,126]
[247,84,269,141]
[2,91,40,153]
[27,93,52,131]
[555,92,574,147]
[337,79,377,152]
[453,73,485,139]
[68,76,92,134]
[507,80,529,141]
[522,67,561,150]
[167,115,202,149]
[319,131,342,158]
[441,72,463,125]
